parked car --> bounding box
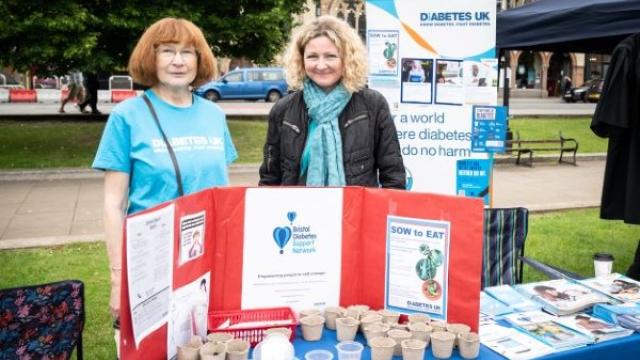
[563,79,603,103]
[194,67,288,102]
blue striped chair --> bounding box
[482,207,529,288]
[482,207,585,288]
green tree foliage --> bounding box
[0,0,307,75]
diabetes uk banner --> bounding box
[367,0,498,195]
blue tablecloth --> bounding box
[284,327,640,359]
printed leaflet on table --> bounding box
[480,290,514,317]
[504,310,593,350]
[515,279,610,315]
[480,323,554,360]
[579,273,640,303]
[592,302,640,331]
[554,312,633,343]
[484,285,541,312]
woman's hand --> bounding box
[110,271,121,319]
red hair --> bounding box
[128,18,216,87]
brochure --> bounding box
[555,312,633,342]
[592,302,640,331]
[515,279,609,315]
[481,326,555,360]
[504,311,593,349]
[480,290,514,317]
[484,285,541,312]
[579,273,640,303]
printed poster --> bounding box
[368,30,400,76]
[241,188,343,312]
[125,204,175,347]
[367,0,497,195]
[179,211,206,265]
[167,272,210,359]
[385,215,450,320]
[471,105,507,153]
[456,159,492,205]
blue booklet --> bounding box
[592,303,640,331]
[484,285,541,312]
[480,291,514,317]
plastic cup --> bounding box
[335,341,364,360]
[305,349,334,360]
[594,252,614,277]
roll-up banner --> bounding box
[367,0,503,203]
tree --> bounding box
[0,0,308,76]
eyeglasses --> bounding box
[156,46,198,61]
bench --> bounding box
[506,131,579,166]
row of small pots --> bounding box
[298,305,480,359]
[177,333,250,360]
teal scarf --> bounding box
[300,78,351,186]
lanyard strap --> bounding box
[142,94,184,197]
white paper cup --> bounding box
[594,252,614,277]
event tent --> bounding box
[497,0,640,54]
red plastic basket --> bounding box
[207,307,297,346]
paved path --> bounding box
[0,160,605,250]
[0,97,596,118]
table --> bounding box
[284,327,640,359]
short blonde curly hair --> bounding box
[283,16,368,93]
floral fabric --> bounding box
[0,280,84,360]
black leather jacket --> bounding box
[259,89,406,189]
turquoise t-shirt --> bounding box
[92,89,238,214]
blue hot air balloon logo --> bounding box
[405,166,414,191]
[273,226,292,254]
[287,211,297,224]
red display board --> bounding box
[119,187,483,359]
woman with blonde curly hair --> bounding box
[259,15,405,188]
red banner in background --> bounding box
[119,186,483,359]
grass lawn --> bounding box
[1,117,605,170]
[0,209,636,358]
[509,117,608,154]
[0,119,267,169]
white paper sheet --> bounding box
[242,188,343,312]
[167,272,211,360]
[126,204,175,347]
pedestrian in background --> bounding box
[259,15,405,189]
[92,17,237,335]
[78,72,100,114]
[58,75,83,113]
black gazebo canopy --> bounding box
[497,0,640,54]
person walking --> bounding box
[77,72,100,114]
[259,15,405,189]
[58,75,83,113]
[92,17,237,327]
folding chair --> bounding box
[0,279,85,360]
[482,207,585,289]
[482,207,529,288]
